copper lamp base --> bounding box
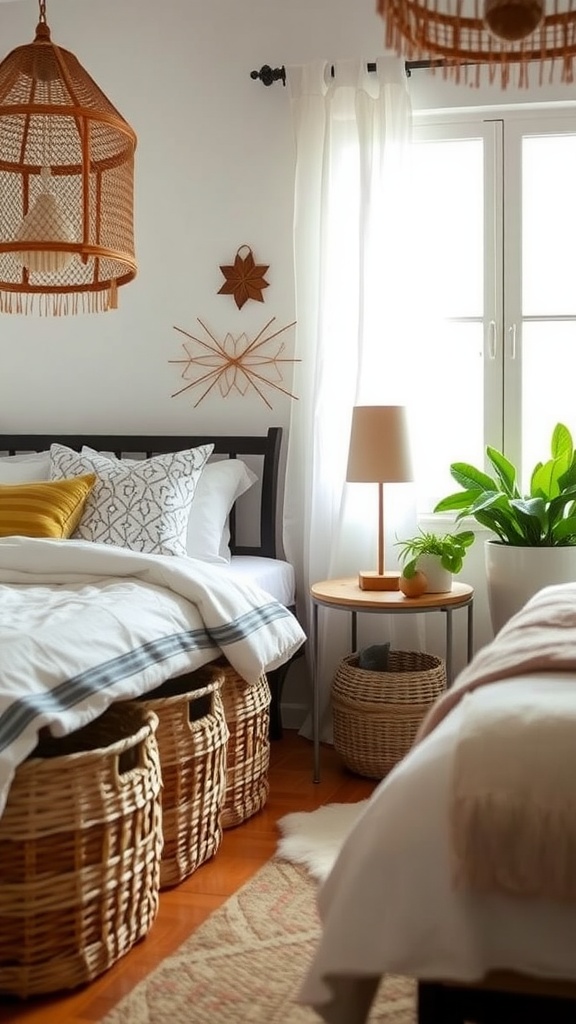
[358,570,401,592]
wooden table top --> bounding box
[310,577,474,611]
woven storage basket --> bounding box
[332,650,446,779]
[216,658,271,828]
[0,702,162,998]
[137,663,229,888]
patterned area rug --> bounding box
[102,858,415,1023]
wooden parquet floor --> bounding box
[0,732,376,1024]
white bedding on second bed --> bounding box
[299,671,576,1020]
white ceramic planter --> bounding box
[485,540,576,635]
[416,554,453,594]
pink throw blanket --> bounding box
[415,582,576,904]
[416,581,576,743]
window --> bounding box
[403,108,576,513]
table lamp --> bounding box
[346,405,414,591]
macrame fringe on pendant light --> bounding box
[0,0,137,315]
[378,0,576,87]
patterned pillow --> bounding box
[82,447,257,564]
[50,443,213,556]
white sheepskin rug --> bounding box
[276,800,369,883]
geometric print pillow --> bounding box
[49,443,213,557]
[81,446,257,564]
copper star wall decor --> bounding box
[218,245,269,309]
[169,317,299,410]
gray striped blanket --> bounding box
[0,536,306,815]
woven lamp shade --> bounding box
[378,1,576,87]
[0,8,137,315]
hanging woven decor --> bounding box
[378,1,576,87]
[0,0,137,315]
[218,245,270,309]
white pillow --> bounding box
[0,451,50,483]
[81,447,257,563]
[186,459,257,563]
[50,443,213,556]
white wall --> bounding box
[6,0,571,436]
[0,0,391,436]
[1,0,574,722]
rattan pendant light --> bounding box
[0,0,137,315]
[378,1,576,87]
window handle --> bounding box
[487,319,497,359]
[508,323,517,359]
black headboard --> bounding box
[0,427,283,560]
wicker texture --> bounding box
[0,703,162,998]
[137,664,229,888]
[379,0,576,87]
[0,12,137,314]
[332,650,446,779]
[217,659,271,828]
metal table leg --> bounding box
[445,607,453,685]
[312,600,320,783]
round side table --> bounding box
[309,578,474,783]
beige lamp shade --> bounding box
[0,3,137,315]
[346,405,414,484]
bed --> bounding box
[0,427,306,818]
[297,582,576,1024]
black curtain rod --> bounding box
[249,60,443,87]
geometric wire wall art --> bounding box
[169,316,299,409]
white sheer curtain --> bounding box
[283,57,420,741]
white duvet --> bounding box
[299,672,576,1024]
[0,536,306,816]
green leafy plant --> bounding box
[396,528,475,578]
[434,422,576,546]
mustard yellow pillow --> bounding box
[0,474,97,539]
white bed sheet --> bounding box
[227,555,296,607]
[300,671,576,1020]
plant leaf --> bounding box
[486,446,518,496]
[450,463,496,491]
[434,490,479,513]
[552,515,576,543]
[551,422,573,461]
[455,530,475,548]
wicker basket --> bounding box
[0,702,162,998]
[332,650,446,779]
[216,658,271,828]
[137,664,229,888]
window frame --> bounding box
[411,104,576,511]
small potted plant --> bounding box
[396,527,475,594]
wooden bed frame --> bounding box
[0,426,302,739]
[418,973,576,1022]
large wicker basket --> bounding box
[217,659,271,828]
[332,650,446,779]
[137,663,229,888]
[0,702,162,998]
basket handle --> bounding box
[115,710,159,782]
[182,680,222,728]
